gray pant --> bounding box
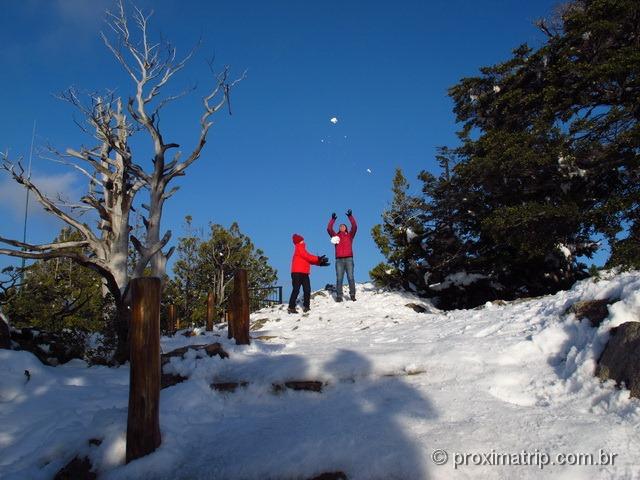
[335,257,355,298]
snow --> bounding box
[429,271,488,291]
[2,273,640,479]
[493,85,501,93]
[366,168,372,174]
[330,117,338,124]
[331,236,340,245]
[406,227,418,242]
[557,243,572,259]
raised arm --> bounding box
[348,213,357,238]
[327,214,337,237]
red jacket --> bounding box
[291,234,320,274]
[327,215,357,258]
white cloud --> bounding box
[0,171,80,221]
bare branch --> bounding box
[0,236,90,252]
[1,158,100,247]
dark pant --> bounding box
[335,257,355,298]
[289,272,311,309]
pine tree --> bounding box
[4,228,103,331]
[166,220,277,324]
[370,168,427,292]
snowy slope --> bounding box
[1,273,640,479]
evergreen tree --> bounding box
[166,219,277,324]
[448,0,638,272]
[373,0,638,307]
[370,168,427,292]
[4,228,103,331]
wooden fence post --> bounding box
[206,292,215,331]
[231,269,251,345]
[126,277,161,463]
[167,304,177,334]
[227,302,234,339]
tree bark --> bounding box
[167,304,177,333]
[126,277,161,463]
[206,291,215,331]
[231,269,250,345]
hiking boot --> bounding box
[350,295,356,301]
[287,307,298,314]
[335,297,343,303]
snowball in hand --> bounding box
[331,236,340,244]
[330,117,338,124]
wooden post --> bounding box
[126,277,161,463]
[0,314,10,349]
[231,269,251,345]
[167,304,177,334]
[206,292,215,331]
[227,301,234,339]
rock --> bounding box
[161,342,229,366]
[596,322,640,399]
[405,303,427,313]
[567,299,614,327]
[324,284,336,292]
[311,290,328,300]
[250,318,269,331]
[211,381,248,393]
[161,373,188,389]
[181,330,202,337]
[253,335,279,341]
[53,456,96,480]
[308,472,348,480]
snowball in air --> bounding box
[366,168,372,174]
[331,236,340,244]
[330,117,338,124]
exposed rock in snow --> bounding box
[596,321,640,399]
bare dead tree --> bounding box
[0,0,242,362]
[0,93,149,361]
[102,0,245,279]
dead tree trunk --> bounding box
[206,292,215,331]
[230,269,250,345]
[126,277,161,463]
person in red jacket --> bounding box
[288,233,329,313]
[327,209,357,302]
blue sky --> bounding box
[1,0,573,292]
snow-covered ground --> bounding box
[1,272,640,479]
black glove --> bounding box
[318,255,330,266]
[331,212,337,220]
[346,209,352,217]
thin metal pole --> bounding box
[20,121,36,278]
